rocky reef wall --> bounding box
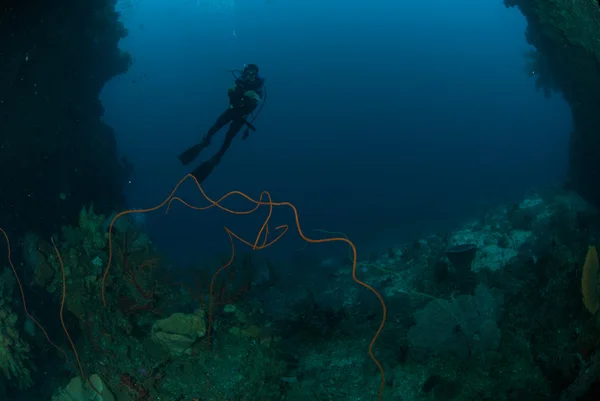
[504,0,600,207]
[0,0,132,240]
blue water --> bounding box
[101,0,571,268]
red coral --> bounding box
[120,373,150,401]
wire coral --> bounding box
[0,229,84,394]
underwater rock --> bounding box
[151,309,206,356]
[449,224,528,272]
[52,373,114,401]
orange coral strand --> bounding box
[51,237,89,385]
[0,228,71,363]
[0,229,99,395]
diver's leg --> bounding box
[190,159,217,184]
[213,118,245,161]
[205,108,235,142]
[178,108,234,166]
[191,118,244,182]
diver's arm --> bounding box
[243,90,261,104]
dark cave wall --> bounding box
[0,0,132,240]
[503,0,600,208]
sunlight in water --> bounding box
[116,0,237,14]
[197,0,235,12]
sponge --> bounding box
[582,246,599,315]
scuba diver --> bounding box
[178,63,266,183]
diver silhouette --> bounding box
[178,64,265,183]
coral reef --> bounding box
[8,177,600,400]
[267,186,599,400]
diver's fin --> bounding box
[178,143,205,166]
[191,159,218,184]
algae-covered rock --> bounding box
[151,310,206,355]
[52,373,114,401]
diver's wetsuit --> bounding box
[178,74,264,183]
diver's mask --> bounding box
[242,64,259,81]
